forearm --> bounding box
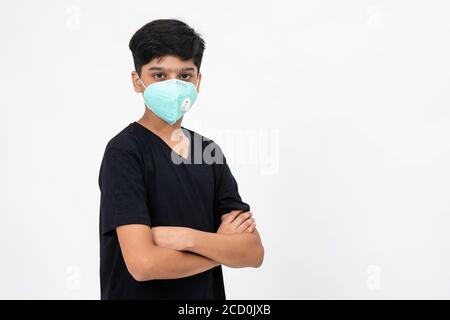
[136,246,219,281]
[183,229,264,268]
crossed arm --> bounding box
[117,210,265,281]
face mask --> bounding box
[137,76,199,125]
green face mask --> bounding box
[137,77,199,125]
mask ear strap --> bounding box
[195,77,200,90]
[136,74,147,89]
[137,74,153,111]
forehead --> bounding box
[146,55,196,72]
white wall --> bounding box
[1,0,449,299]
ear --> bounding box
[131,71,145,93]
[196,72,202,93]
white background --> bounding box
[1,0,449,299]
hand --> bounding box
[217,210,256,235]
[151,226,191,251]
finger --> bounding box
[231,211,253,227]
[221,210,240,220]
[222,210,243,223]
[244,222,257,233]
[236,217,255,233]
[232,211,252,227]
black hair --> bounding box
[129,19,206,76]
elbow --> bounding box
[127,256,156,282]
[130,270,152,282]
[247,230,264,268]
[251,244,265,268]
[240,235,265,268]
[237,242,264,268]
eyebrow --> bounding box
[148,67,196,73]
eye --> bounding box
[179,73,193,81]
[152,72,166,80]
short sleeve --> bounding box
[215,154,250,217]
[99,146,151,236]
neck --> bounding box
[137,108,183,139]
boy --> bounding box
[98,19,264,300]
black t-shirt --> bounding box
[98,121,250,300]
